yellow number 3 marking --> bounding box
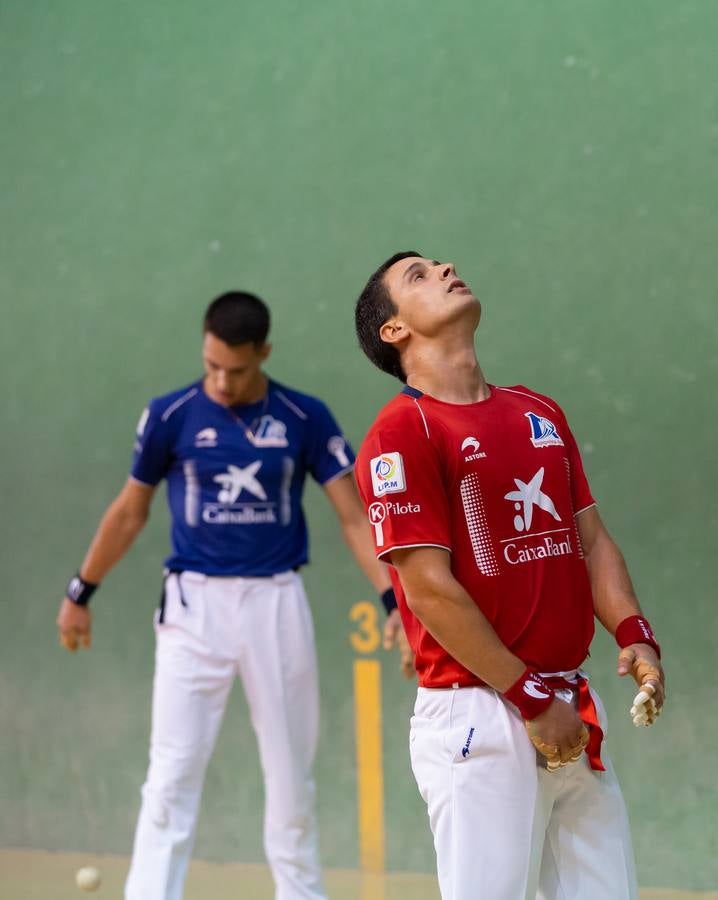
[349,601,381,654]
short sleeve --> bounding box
[305,400,356,485]
[130,402,172,486]
[356,408,452,561]
[562,416,595,514]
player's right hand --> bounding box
[57,598,92,651]
[525,697,588,771]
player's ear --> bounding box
[379,318,409,346]
[258,342,272,362]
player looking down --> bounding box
[56,291,409,900]
[354,253,665,900]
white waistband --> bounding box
[165,569,298,585]
[538,668,585,682]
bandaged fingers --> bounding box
[530,737,562,772]
[619,648,665,709]
[561,724,590,764]
[570,724,590,760]
[526,720,588,771]
[631,681,661,726]
[629,659,664,726]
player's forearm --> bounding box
[79,500,148,584]
[585,530,643,635]
[404,577,524,691]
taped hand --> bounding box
[618,645,665,726]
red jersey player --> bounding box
[353,252,665,900]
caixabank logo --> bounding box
[370,452,406,497]
[501,467,573,565]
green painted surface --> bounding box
[1,0,715,889]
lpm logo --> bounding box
[370,452,406,497]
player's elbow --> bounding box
[404,589,426,617]
[127,509,150,533]
[402,571,450,618]
[109,498,150,535]
[393,549,455,620]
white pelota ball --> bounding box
[76,867,101,891]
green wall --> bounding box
[1,0,716,889]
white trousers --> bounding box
[410,685,637,900]
[125,570,326,900]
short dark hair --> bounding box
[355,251,421,382]
[203,292,270,346]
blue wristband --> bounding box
[380,587,398,614]
[66,573,99,606]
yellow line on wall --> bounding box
[353,658,385,874]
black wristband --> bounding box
[380,587,398,614]
[66,573,99,606]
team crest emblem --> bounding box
[525,412,564,448]
[251,416,289,448]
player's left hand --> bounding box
[383,609,415,679]
[526,719,590,772]
[617,643,665,726]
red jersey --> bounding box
[355,384,596,688]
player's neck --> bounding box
[237,373,269,405]
[406,341,489,404]
[203,372,268,407]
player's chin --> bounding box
[444,294,481,327]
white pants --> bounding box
[125,570,326,900]
[410,685,637,900]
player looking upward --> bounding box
[354,253,665,900]
[56,291,409,900]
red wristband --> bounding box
[615,615,661,658]
[502,668,555,720]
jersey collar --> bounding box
[401,385,423,399]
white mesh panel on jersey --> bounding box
[460,473,500,576]
[183,460,200,527]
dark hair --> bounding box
[203,292,270,346]
[355,251,421,382]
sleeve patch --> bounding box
[328,435,351,467]
[370,452,406,497]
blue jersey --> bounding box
[130,379,355,576]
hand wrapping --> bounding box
[617,645,665,727]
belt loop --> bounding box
[272,570,294,585]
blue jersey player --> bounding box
[56,292,412,900]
